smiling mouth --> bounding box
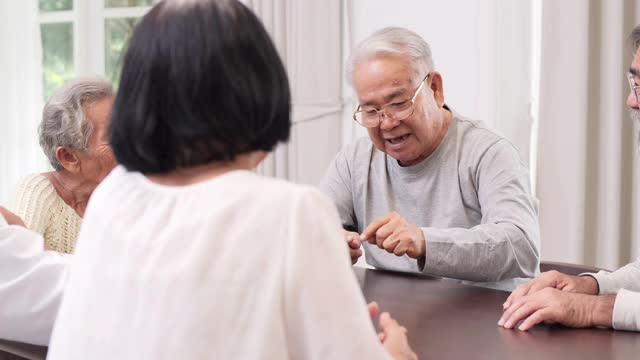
[386,134,410,145]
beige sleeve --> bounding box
[10,175,53,235]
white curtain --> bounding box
[536,0,640,269]
[0,0,48,204]
[245,0,343,184]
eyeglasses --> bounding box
[627,72,640,104]
[353,73,430,128]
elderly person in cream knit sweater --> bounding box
[11,78,116,253]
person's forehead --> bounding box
[352,55,414,99]
[353,54,413,79]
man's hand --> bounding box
[360,212,425,259]
[344,231,363,264]
[503,270,599,310]
[498,288,615,331]
[0,207,25,227]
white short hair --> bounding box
[347,27,434,85]
[39,78,113,170]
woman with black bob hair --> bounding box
[47,0,416,359]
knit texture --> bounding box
[11,174,81,253]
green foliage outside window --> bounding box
[39,0,72,12]
[105,0,154,7]
[41,23,74,100]
[105,18,139,88]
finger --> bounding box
[378,312,399,330]
[361,215,392,242]
[367,302,379,321]
[517,308,553,331]
[499,296,528,326]
[527,273,561,294]
[377,332,386,343]
[381,232,401,253]
[393,240,410,257]
[347,238,361,249]
[350,248,362,264]
[504,282,532,310]
[375,221,397,246]
[502,300,541,329]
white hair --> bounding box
[39,77,113,170]
[347,27,435,85]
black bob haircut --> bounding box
[110,0,291,174]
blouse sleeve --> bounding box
[0,226,70,345]
[282,187,391,360]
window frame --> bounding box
[38,1,152,87]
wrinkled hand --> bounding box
[498,288,614,331]
[0,206,25,227]
[503,271,599,310]
[344,231,363,264]
[361,212,425,259]
[378,312,418,360]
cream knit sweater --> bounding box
[11,174,81,253]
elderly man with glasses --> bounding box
[319,27,540,288]
[498,25,640,332]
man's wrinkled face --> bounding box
[352,55,446,166]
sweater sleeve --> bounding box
[318,149,358,230]
[283,188,391,360]
[585,260,640,294]
[419,140,540,282]
[10,175,55,235]
[0,226,70,345]
[612,289,640,331]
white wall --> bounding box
[341,0,538,170]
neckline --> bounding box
[387,111,458,177]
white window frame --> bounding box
[38,1,152,80]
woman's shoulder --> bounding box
[12,173,58,209]
[249,174,337,214]
[14,173,55,195]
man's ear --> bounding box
[55,146,81,173]
[429,71,446,108]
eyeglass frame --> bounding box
[352,73,431,128]
[628,72,640,105]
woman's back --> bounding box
[47,166,389,359]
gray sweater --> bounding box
[320,111,540,286]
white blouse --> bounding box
[0,222,69,345]
[48,166,391,359]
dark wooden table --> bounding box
[2,268,638,359]
[355,267,640,360]
[0,340,46,360]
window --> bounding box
[38,0,153,99]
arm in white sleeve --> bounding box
[0,225,70,345]
[586,260,640,294]
[419,140,540,281]
[283,188,391,360]
[612,289,640,331]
